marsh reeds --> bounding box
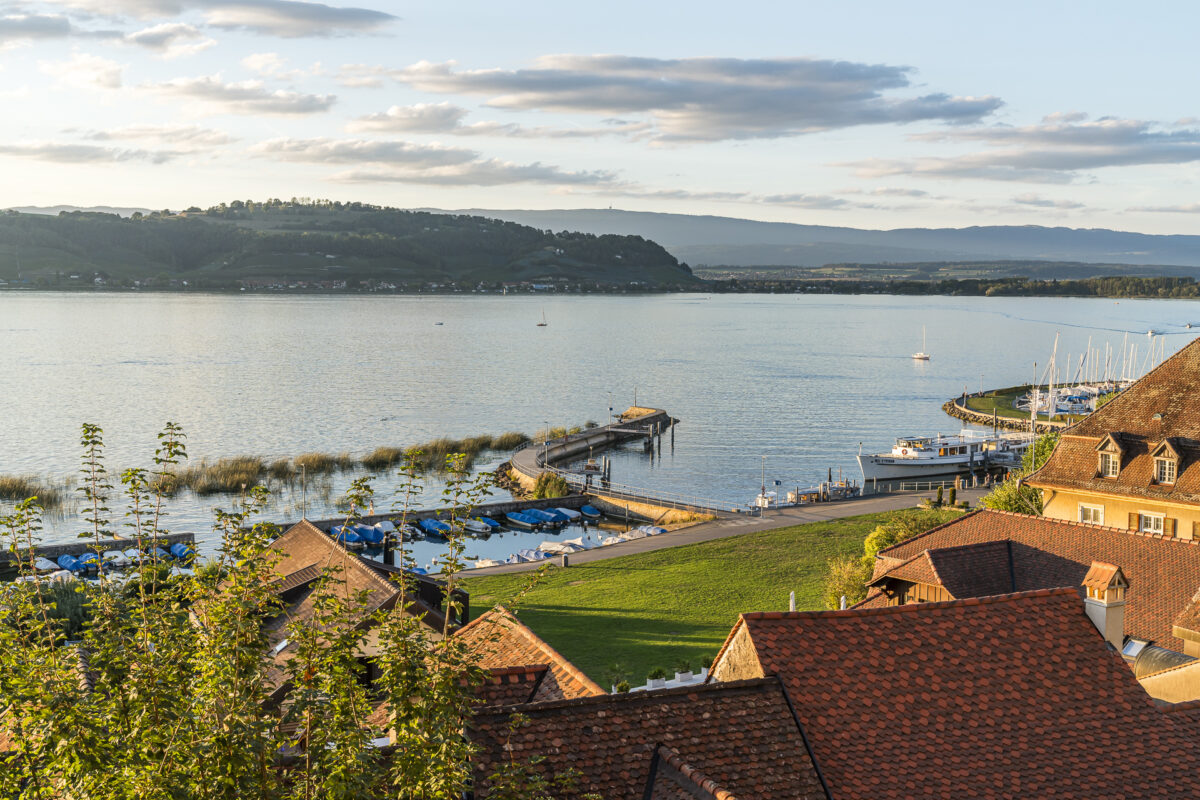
[492,431,531,450]
[176,456,266,495]
[0,475,65,510]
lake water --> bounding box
[1,291,1194,565]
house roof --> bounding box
[1029,337,1200,503]
[469,678,829,800]
[712,589,1200,800]
[1082,561,1124,590]
[868,509,1200,646]
[455,606,605,702]
[648,745,738,800]
[869,540,1014,599]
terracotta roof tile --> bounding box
[649,745,738,800]
[456,606,605,701]
[1030,337,1200,503]
[470,678,828,800]
[871,509,1200,647]
[870,540,1014,598]
[717,589,1200,799]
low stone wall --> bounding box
[585,494,715,526]
[942,397,1070,433]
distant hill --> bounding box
[436,208,1200,270]
[0,202,697,290]
[9,205,155,218]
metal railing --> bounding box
[547,466,739,514]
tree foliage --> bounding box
[980,431,1061,515]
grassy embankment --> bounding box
[962,385,1085,425]
[463,507,940,685]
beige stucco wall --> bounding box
[1140,660,1200,703]
[709,625,764,684]
[1042,489,1200,540]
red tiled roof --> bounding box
[869,540,1014,599]
[469,678,829,800]
[649,745,737,800]
[870,508,1200,646]
[714,589,1200,799]
[1029,337,1200,503]
[455,606,605,701]
[474,664,549,707]
[1081,561,1123,590]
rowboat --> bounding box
[579,504,602,520]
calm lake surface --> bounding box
[1,291,1194,564]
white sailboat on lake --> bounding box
[912,326,930,360]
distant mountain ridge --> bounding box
[432,208,1200,269]
[9,205,155,218]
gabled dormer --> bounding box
[1095,433,1124,479]
[1150,438,1181,486]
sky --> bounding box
[0,0,1198,232]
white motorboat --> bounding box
[857,430,1035,483]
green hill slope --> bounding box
[0,200,698,290]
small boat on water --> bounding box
[857,430,1035,483]
[525,508,565,527]
[463,518,493,535]
[555,507,582,521]
[418,518,452,540]
[618,529,650,541]
[57,554,86,574]
[537,309,548,327]
[538,541,579,555]
[912,325,931,361]
[476,516,502,532]
[637,525,668,535]
[398,523,424,541]
[505,511,540,530]
[122,548,143,562]
[518,548,549,561]
[33,557,59,573]
[330,525,364,550]
[600,535,624,546]
[563,536,593,550]
[580,504,602,520]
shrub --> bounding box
[823,554,871,610]
[672,658,692,674]
[533,473,570,499]
[948,486,957,506]
[615,681,631,693]
[936,485,944,506]
[492,431,531,450]
[647,667,668,680]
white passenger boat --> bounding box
[857,430,1035,482]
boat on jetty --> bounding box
[418,518,452,540]
[857,430,1034,483]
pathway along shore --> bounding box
[463,487,987,577]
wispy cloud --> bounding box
[387,55,1002,142]
[39,52,124,89]
[50,0,396,37]
[252,137,477,167]
[846,114,1200,182]
[125,23,215,57]
[1127,203,1200,214]
[146,75,335,114]
[346,102,651,139]
[333,160,617,187]
[80,124,236,148]
[0,142,177,163]
[1012,193,1085,209]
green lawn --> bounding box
[463,509,921,686]
[964,387,1084,425]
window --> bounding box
[1139,513,1164,534]
[1079,504,1104,525]
[1099,451,1119,478]
[1156,458,1177,484]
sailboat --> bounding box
[912,326,931,360]
[536,309,548,327]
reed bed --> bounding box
[0,475,65,509]
[176,457,266,495]
[492,431,531,450]
[361,446,406,471]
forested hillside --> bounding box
[0,199,697,290]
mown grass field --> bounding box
[964,386,1084,424]
[462,509,926,686]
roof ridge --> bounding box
[1074,337,1200,431]
[740,587,1077,622]
[874,508,985,558]
[1138,657,1200,681]
[472,677,782,716]
[654,744,739,800]
[460,606,607,697]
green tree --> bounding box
[980,431,1060,515]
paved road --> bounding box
[463,488,987,577]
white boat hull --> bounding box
[857,453,1019,482]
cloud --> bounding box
[252,136,477,167]
[0,142,177,163]
[39,52,124,89]
[1012,193,1085,209]
[847,114,1200,182]
[1127,203,1200,214]
[389,55,1002,142]
[53,0,395,37]
[333,159,617,186]
[146,75,335,114]
[81,124,235,148]
[0,13,74,42]
[125,23,215,57]
[346,102,651,139]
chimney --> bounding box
[1082,561,1127,648]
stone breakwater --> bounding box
[942,395,1070,433]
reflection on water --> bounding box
[1,291,1193,549]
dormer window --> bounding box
[1099,451,1119,478]
[1156,457,1177,484]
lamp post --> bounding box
[542,420,550,466]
